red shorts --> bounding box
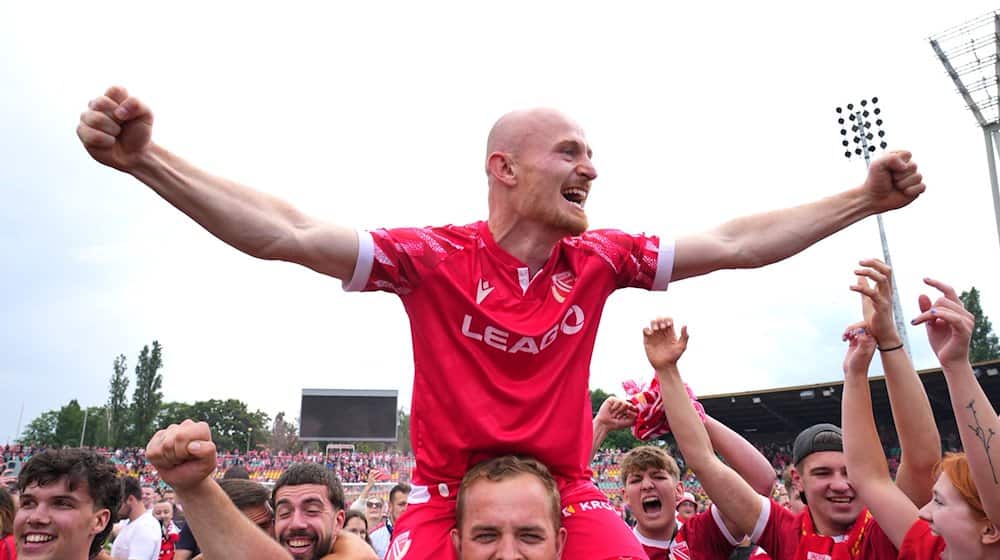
[386,478,646,560]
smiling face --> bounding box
[623,466,682,538]
[152,501,173,525]
[487,109,597,238]
[14,477,110,560]
[274,484,344,560]
[451,474,565,560]
[793,451,862,535]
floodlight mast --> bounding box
[835,98,910,356]
[930,11,1000,248]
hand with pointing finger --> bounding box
[911,278,974,369]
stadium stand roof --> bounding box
[697,357,1000,443]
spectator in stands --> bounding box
[112,476,161,560]
[141,484,158,509]
[343,510,373,549]
[13,448,121,560]
[152,498,180,560]
[451,456,565,560]
[347,469,386,533]
[779,466,805,515]
[0,487,14,560]
[369,483,409,559]
[222,465,250,480]
[843,274,1000,558]
[146,420,375,560]
[675,491,697,522]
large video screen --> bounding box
[299,389,398,442]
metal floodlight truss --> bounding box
[833,98,910,355]
[930,10,1000,246]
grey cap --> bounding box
[792,423,843,465]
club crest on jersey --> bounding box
[385,530,412,560]
[475,278,495,305]
[550,271,576,303]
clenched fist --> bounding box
[146,420,217,492]
[77,85,153,172]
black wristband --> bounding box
[878,343,904,352]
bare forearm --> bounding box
[842,370,917,547]
[944,361,1000,523]
[705,416,776,496]
[130,144,354,275]
[176,479,291,560]
[656,366,760,535]
[842,372,893,490]
[591,419,610,461]
[881,347,940,506]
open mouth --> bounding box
[284,535,316,555]
[641,496,663,515]
[828,496,853,506]
[561,187,588,209]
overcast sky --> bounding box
[3,1,1000,444]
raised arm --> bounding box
[77,86,358,279]
[851,259,940,506]
[644,318,763,539]
[591,397,637,461]
[672,153,924,281]
[913,278,1000,523]
[704,416,776,497]
[147,420,292,560]
[841,325,918,549]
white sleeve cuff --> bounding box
[342,230,374,292]
[710,494,771,546]
[651,237,674,291]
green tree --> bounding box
[19,410,58,446]
[107,354,131,448]
[269,412,301,454]
[397,409,411,454]
[960,287,1000,363]
[176,399,270,452]
[130,341,164,446]
[54,400,86,447]
[81,406,109,448]
[589,389,640,451]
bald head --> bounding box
[485,108,584,171]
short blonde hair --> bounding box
[456,456,561,531]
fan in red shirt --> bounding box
[842,269,1000,560]
[78,84,926,560]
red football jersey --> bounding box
[631,505,752,560]
[898,520,945,560]
[345,221,670,484]
[752,499,898,560]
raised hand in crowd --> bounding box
[590,397,638,459]
[849,258,940,506]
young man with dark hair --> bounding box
[369,483,409,559]
[112,476,161,560]
[14,448,121,560]
[451,456,565,560]
[271,462,347,560]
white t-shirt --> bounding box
[111,509,162,560]
[370,525,391,559]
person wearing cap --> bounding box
[675,492,698,522]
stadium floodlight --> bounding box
[751,396,762,404]
[834,97,911,356]
[799,390,815,400]
[930,11,1000,248]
